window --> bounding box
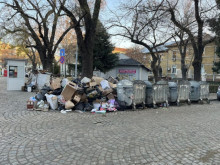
[172,65,177,74]
[172,51,176,61]
[9,66,17,78]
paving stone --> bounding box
[0,77,220,164]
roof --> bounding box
[113,47,128,54]
[118,58,151,71]
[142,45,169,54]
[5,58,28,64]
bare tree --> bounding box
[60,0,102,78]
[0,0,73,71]
[108,0,172,82]
[166,0,217,81]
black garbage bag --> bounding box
[74,102,85,111]
[84,102,93,111]
[52,88,63,95]
[116,99,126,111]
[40,85,52,95]
[35,93,45,101]
[58,104,65,111]
[72,78,82,87]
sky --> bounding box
[100,0,135,49]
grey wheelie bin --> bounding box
[117,80,146,110]
[199,81,210,104]
[133,80,146,109]
[152,80,169,108]
[177,80,191,106]
[168,82,178,104]
[144,81,153,106]
[189,81,201,102]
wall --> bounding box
[7,60,25,90]
[94,66,148,81]
[160,42,219,80]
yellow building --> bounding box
[160,41,219,81]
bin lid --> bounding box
[133,80,146,85]
[199,81,208,85]
[168,82,177,88]
[117,79,133,87]
[189,81,200,87]
[144,80,152,87]
[178,80,190,85]
[156,80,168,85]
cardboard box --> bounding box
[80,93,87,102]
[107,93,115,100]
[61,82,77,101]
[50,78,61,90]
[92,76,104,84]
[89,81,97,87]
[65,100,75,109]
[109,82,117,89]
[102,88,113,96]
[73,95,81,103]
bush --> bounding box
[207,81,220,93]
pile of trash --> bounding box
[26,76,120,114]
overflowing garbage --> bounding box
[26,75,120,113]
[26,73,211,113]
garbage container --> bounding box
[189,81,200,102]
[199,81,210,103]
[152,80,169,108]
[117,80,133,108]
[168,82,178,104]
[133,80,146,109]
[144,81,153,106]
[117,80,146,110]
[177,80,191,105]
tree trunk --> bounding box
[180,53,187,80]
[151,57,159,82]
[42,57,54,72]
[193,60,202,81]
[80,47,94,78]
[193,48,203,81]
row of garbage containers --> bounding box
[117,80,210,109]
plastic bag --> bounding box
[45,94,58,110]
[81,77,91,84]
[100,80,110,90]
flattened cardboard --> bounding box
[107,93,115,100]
[102,88,113,96]
[65,100,75,109]
[50,78,61,90]
[89,81,97,87]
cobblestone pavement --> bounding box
[1,77,220,165]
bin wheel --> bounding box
[166,101,169,108]
[132,104,136,110]
[207,99,210,104]
[177,101,180,106]
[187,100,191,105]
[199,100,203,104]
[142,103,145,109]
[153,104,157,109]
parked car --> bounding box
[217,86,220,101]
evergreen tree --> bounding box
[210,0,220,73]
[93,21,119,73]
